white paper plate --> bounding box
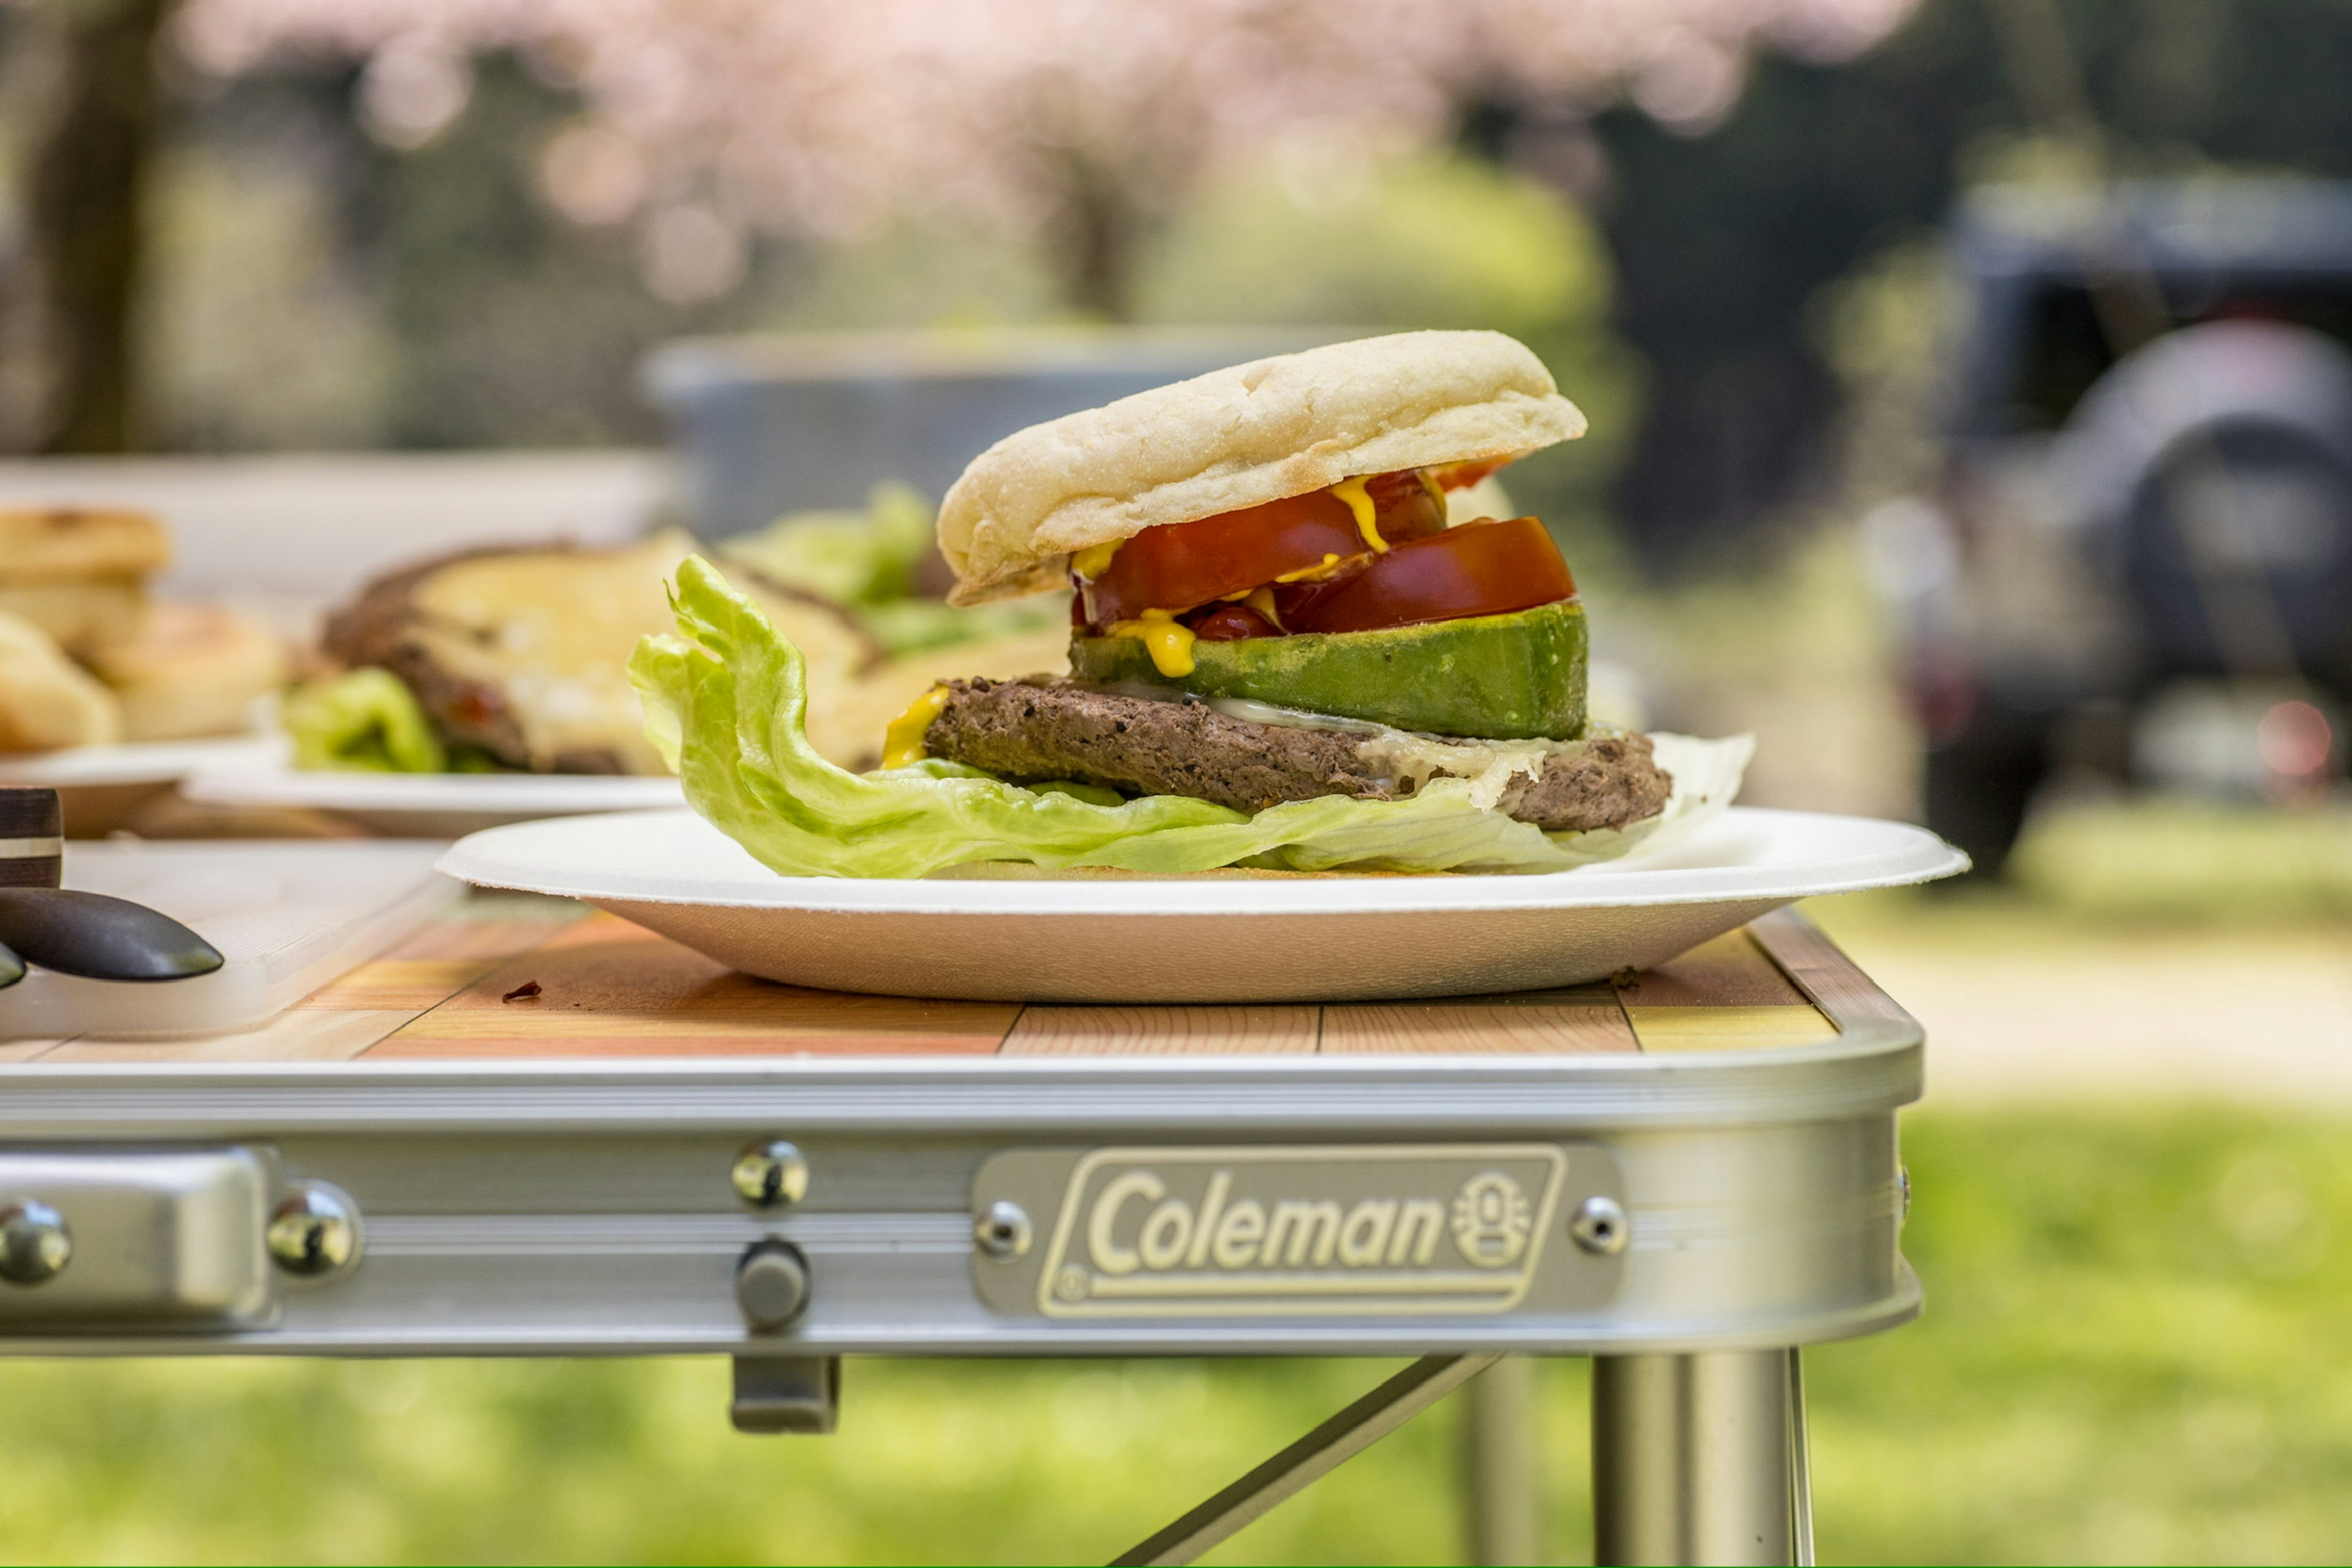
[0,734,280,788]
[184,753,682,837]
[437,806,1967,1003]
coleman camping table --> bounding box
[0,899,1920,1566]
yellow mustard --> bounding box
[1104,608,1197,677]
[881,684,951,769]
[1071,540,1123,580]
[1329,475,1387,553]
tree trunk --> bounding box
[1054,152,1135,323]
[26,0,173,453]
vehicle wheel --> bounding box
[1922,704,2054,879]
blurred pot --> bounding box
[643,327,1355,537]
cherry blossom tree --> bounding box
[169,0,1915,312]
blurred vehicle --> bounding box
[1879,181,2352,872]
[644,328,1350,538]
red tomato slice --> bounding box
[1187,602,1282,641]
[1275,516,1575,635]
[1078,470,1444,626]
[1429,458,1509,491]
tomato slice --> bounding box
[1188,602,1281,641]
[1428,458,1509,491]
[1275,516,1575,635]
[1078,469,1444,626]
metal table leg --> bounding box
[1590,1348,1812,1567]
[1463,1356,1540,1566]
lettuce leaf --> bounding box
[285,668,447,772]
[631,557,1751,878]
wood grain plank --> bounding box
[1615,930,1809,1008]
[1320,997,1638,1055]
[0,1039,65,1062]
[1747,907,1917,1030]
[379,914,581,962]
[295,958,507,1011]
[1003,1006,1319,1056]
[43,1009,420,1063]
[1624,1005,1838,1054]
[369,938,1015,1058]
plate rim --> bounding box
[183,761,686,812]
[437,805,1969,916]
[0,733,281,788]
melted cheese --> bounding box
[881,684,951,769]
[1204,692,1599,810]
[1071,540,1122,580]
[1104,608,1197,677]
[1329,475,1387,552]
[1354,729,1586,811]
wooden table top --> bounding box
[0,900,1896,1066]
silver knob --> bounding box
[1569,1195,1629,1256]
[0,1200,70,1284]
[732,1140,810,1209]
[268,1184,362,1276]
[973,1200,1032,1259]
[736,1240,812,1331]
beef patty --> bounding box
[924,679,1672,832]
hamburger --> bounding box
[633,331,1748,877]
[302,530,1069,775]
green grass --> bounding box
[4,1109,2350,1564]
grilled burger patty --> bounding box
[924,678,1671,832]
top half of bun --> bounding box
[935,330,1585,604]
[0,508,170,586]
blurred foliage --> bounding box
[720,483,938,610]
[2007,797,2352,922]
[2,1107,2350,1562]
[1812,1109,2352,1566]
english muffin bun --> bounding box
[0,611,121,753]
[0,508,170,659]
[86,602,288,742]
[937,330,1585,604]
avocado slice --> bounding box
[1068,600,1587,739]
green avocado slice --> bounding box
[1068,600,1588,739]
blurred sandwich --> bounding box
[0,509,287,753]
[307,531,880,773]
[0,508,168,660]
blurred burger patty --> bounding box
[925,678,1669,831]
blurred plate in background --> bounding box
[184,753,682,838]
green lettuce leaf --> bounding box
[285,668,447,772]
[631,557,1751,878]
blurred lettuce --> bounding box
[631,557,1747,878]
[284,668,447,772]
[720,481,935,607]
[719,481,1061,655]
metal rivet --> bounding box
[973,1200,1031,1259]
[268,1184,361,1276]
[1569,1195,1629,1256]
[733,1140,810,1209]
[1898,1164,1912,1224]
[737,1240,812,1331]
[0,1200,70,1284]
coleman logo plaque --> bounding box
[1030,1144,1568,1318]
